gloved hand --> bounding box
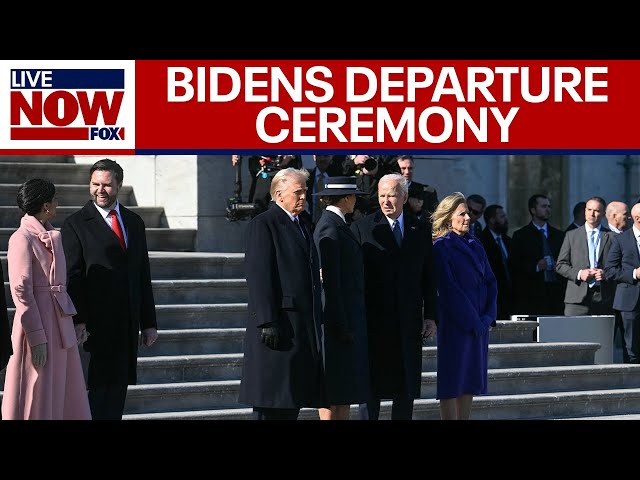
[260,323,281,350]
[31,342,47,368]
[326,323,355,345]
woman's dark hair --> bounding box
[17,178,56,215]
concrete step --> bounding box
[124,388,640,420]
[4,278,247,307]
[0,162,93,184]
[136,353,243,383]
[419,364,640,399]
[139,329,566,359]
[6,303,249,329]
[0,227,196,252]
[149,279,247,305]
[138,328,245,357]
[0,155,72,163]
[0,184,135,206]
[0,341,608,389]
[147,252,245,280]
[145,228,196,252]
[424,342,599,371]
[3,251,234,282]
[0,206,165,229]
[123,364,640,414]
[155,303,249,329]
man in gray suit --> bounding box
[556,196,615,315]
[605,203,640,364]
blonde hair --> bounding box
[431,192,466,241]
[270,168,310,200]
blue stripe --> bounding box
[135,149,640,155]
[11,69,125,89]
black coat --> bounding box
[351,211,437,400]
[510,222,566,316]
[61,201,157,388]
[313,209,370,405]
[238,204,326,409]
[480,228,513,320]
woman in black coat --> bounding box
[313,176,371,420]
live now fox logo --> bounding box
[10,68,126,142]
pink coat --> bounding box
[2,214,91,420]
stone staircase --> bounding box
[4,155,640,420]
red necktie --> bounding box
[109,209,126,251]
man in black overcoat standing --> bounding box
[351,173,437,420]
[62,158,158,420]
[238,167,327,420]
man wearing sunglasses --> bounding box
[467,194,486,238]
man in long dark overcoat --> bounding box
[351,173,437,420]
[62,158,157,420]
[238,167,326,420]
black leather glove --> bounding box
[326,323,355,345]
[260,323,281,350]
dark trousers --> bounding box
[614,310,630,363]
[364,396,414,420]
[252,407,300,420]
[620,309,640,364]
[89,384,128,420]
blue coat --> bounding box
[433,232,497,400]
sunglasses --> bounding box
[468,207,484,216]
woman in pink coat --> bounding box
[2,179,91,420]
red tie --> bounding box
[109,209,126,251]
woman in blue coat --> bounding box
[313,176,370,420]
[431,192,497,420]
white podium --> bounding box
[537,315,615,365]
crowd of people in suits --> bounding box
[0,159,157,420]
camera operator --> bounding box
[342,155,398,222]
[231,154,303,215]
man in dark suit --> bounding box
[510,194,566,316]
[556,196,615,315]
[62,158,158,420]
[396,154,439,220]
[565,201,586,232]
[480,204,513,320]
[605,202,640,364]
[238,167,326,420]
[466,194,486,238]
[605,201,631,361]
[351,173,437,420]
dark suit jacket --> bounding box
[604,228,640,312]
[351,211,436,400]
[0,259,11,370]
[556,225,615,306]
[510,222,566,315]
[480,228,513,320]
[313,209,370,405]
[61,201,157,388]
[238,203,326,409]
[565,222,580,233]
